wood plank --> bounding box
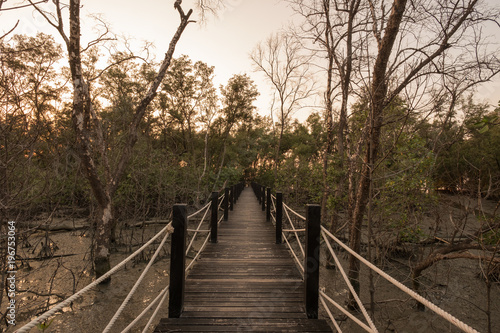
[155,318,332,332]
[154,187,331,332]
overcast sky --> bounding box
[2,0,499,120]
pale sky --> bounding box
[2,0,500,120]
[1,0,298,119]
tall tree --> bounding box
[347,0,500,306]
[27,0,195,278]
[251,32,314,182]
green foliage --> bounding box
[482,228,500,246]
[36,318,54,332]
[433,98,500,197]
[376,132,436,242]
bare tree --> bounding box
[346,0,500,307]
[251,32,314,181]
[24,0,196,278]
[287,0,370,229]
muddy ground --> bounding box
[1,194,498,332]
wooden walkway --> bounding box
[154,187,331,332]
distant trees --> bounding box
[251,32,314,182]
[0,33,67,220]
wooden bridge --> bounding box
[17,183,480,333]
[154,186,332,332]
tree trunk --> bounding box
[63,0,194,279]
[347,0,408,308]
[94,198,113,281]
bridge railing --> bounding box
[15,182,243,333]
[251,182,480,333]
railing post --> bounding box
[261,186,265,211]
[266,187,271,222]
[276,192,283,244]
[230,186,234,211]
[169,204,187,318]
[210,191,218,243]
[224,187,229,221]
[256,183,261,203]
[304,204,321,319]
[239,182,243,198]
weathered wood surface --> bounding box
[154,187,331,332]
[155,318,333,332]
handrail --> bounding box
[186,203,211,255]
[140,287,169,333]
[321,230,377,332]
[15,223,174,333]
[218,193,225,210]
[320,290,374,332]
[283,204,305,258]
[283,202,306,221]
[320,226,480,333]
[188,201,211,219]
[103,228,172,333]
[319,293,343,332]
[121,286,169,333]
[185,231,211,273]
[267,189,305,273]
[282,231,304,273]
[256,182,482,333]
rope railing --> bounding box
[282,230,304,273]
[320,226,480,333]
[283,202,306,221]
[14,223,174,333]
[319,290,374,332]
[185,229,212,273]
[218,193,225,210]
[270,194,277,224]
[187,201,211,219]
[186,202,211,255]
[110,185,236,331]
[103,227,172,333]
[282,204,305,258]
[321,229,378,332]
[125,206,224,332]
[121,286,169,333]
[319,293,343,333]
[267,190,305,273]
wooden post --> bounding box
[238,182,243,199]
[237,182,242,200]
[230,186,234,211]
[304,204,321,319]
[169,204,187,318]
[256,184,261,204]
[261,186,265,211]
[266,187,271,222]
[276,192,283,244]
[224,187,229,221]
[210,191,218,243]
